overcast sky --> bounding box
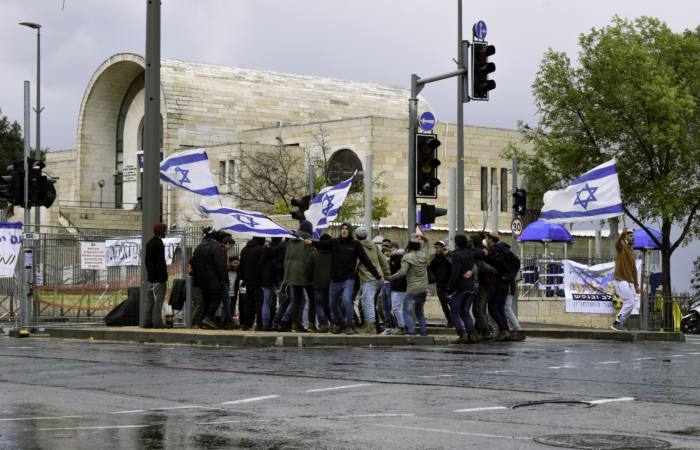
[1,0,698,292]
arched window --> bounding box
[326,149,363,188]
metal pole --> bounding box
[609,217,619,260]
[595,230,602,260]
[308,164,315,200]
[456,0,465,235]
[491,184,498,233]
[407,83,418,242]
[511,158,518,316]
[448,167,456,250]
[34,27,41,234]
[184,276,192,329]
[364,156,373,234]
[140,0,161,328]
[22,81,31,329]
[643,248,651,331]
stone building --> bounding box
[45,52,532,239]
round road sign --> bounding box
[511,217,523,238]
[419,111,436,132]
[474,21,487,40]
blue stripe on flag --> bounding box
[160,172,220,197]
[160,151,209,172]
[570,163,617,186]
[541,203,623,220]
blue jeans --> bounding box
[360,280,380,324]
[488,284,510,332]
[221,283,232,327]
[282,289,306,323]
[403,292,427,336]
[329,279,355,325]
[505,294,521,331]
[380,283,393,328]
[391,291,406,327]
[314,289,332,326]
[262,287,278,326]
[449,291,474,335]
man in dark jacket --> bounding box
[485,231,516,342]
[190,229,228,329]
[284,220,315,333]
[304,222,383,335]
[307,233,333,333]
[144,222,169,328]
[428,240,454,328]
[238,236,265,331]
[447,235,487,344]
[260,237,283,331]
[470,233,496,340]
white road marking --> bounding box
[632,357,655,360]
[0,415,82,422]
[593,361,620,364]
[589,397,635,404]
[39,425,152,431]
[418,375,455,378]
[454,406,508,413]
[111,410,145,414]
[690,353,700,355]
[340,414,415,418]
[220,395,280,405]
[668,355,684,357]
[368,423,531,440]
[549,366,565,369]
[111,406,210,414]
[306,384,372,393]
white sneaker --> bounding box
[380,328,394,335]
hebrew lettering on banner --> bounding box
[0,222,23,277]
[105,237,181,267]
[564,259,642,314]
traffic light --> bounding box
[291,195,310,221]
[26,158,57,208]
[419,204,447,224]
[471,42,496,100]
[512,188,527,215]
[0,162,25,207]
[415,134,442,199]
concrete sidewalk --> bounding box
[41,326,685,347]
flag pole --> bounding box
[266,216,301,239]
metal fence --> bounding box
[517,253,615,298]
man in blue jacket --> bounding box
[447,235,487,344]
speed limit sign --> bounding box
[511,217,524,238]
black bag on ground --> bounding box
[169,279,186,311]
[105,287,140,327]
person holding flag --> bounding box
[611,227,639,331]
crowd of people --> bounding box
[144,220,526,343]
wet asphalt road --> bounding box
[0,334,699,450]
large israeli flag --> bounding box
[200,202,298,239]
[541,159,623,223]
[160,148,220,198]
[305,172,356,239]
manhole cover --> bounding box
[512,401,592,410]
[534,434,671,449]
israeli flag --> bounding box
[542,159,623,223]
[200,202,298,239]
[305,172,356,239]
[160,148,220,198]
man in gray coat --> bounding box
[388,233,430,336]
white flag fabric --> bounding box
[304,172,356,239]
[160,148,220,198]
[541,159,623,223]
[0,222,23,277]
[200,202,298,239]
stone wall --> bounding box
[517,296,617,329]
[58,207,142,231]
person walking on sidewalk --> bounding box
[307,233,334,333]
[284,220,315,333]
[144,222,169,329]
[260,237,283,331]
[448,235,486,344]
[485,231,517,342]
[502,249,525,341]
[238,236,265,331]
[470,233,496,341]
[304,222,383,335]
[389,233,430,336]
[355,226,390,334]
[611,227,639,331]
[191,229,228,330]
[386,242,407,335]
[428,240,454,329]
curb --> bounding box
[523,328,685,343]
[46,328,449,348]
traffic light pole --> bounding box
[512,158,518,315]
[457,0,465,236]
[407,92,417,242]
[22,81,31,329]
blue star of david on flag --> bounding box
[305,172,357,239]
[174,167,191,184]
[321,194,335,216]
[541,159,623,223]
[573,183,598,210]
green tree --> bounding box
[0,109,24,176]
[502,17,700,297]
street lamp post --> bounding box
[98,180,106,207]
[20,22,43,233]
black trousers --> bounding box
[290,285,314,326]
[202,287,222,320]
[243,287,264,328]
[436,284,454,325]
